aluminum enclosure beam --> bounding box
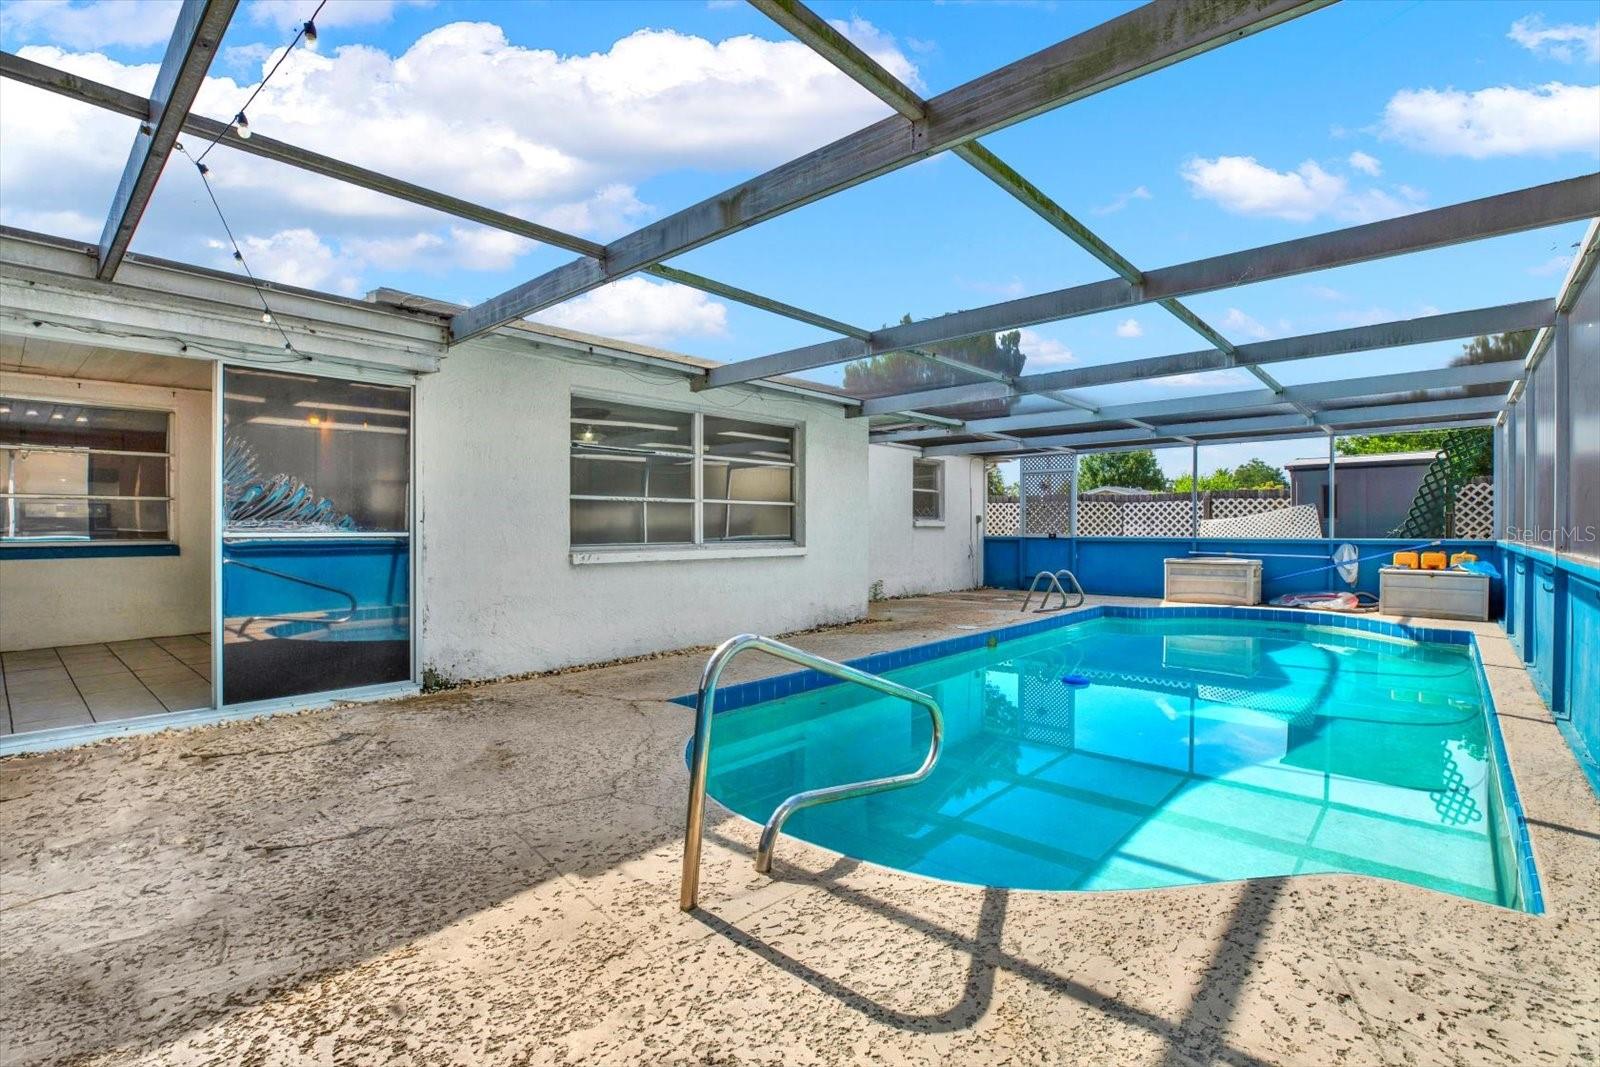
[750,0,1308,419]
[855,298,1556,416]
[0,51,899,353]
[96,0,237,280]
[717,176,1596,391]
[449,0,1332,342]
[923,396,1503,457]
[872,358,1526,442]
[933,415,1500,459]
[4,49,1071,402]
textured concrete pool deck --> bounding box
[2,591,1596,1066]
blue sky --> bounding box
[1,0,1596,477]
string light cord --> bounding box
[175,141,307,359]
[6,314,307,365]
[197,0,326,163]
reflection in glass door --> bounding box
[219,367,412,705]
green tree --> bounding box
[1346,330,1530,477]
[843,316,1025,418]
[1338,428,1492,476]
[1078,450,1167,491]
[985,465,1015,497]
[1456,330,1535,367]
[1170,469,1239,493]
[1168,458,1284,493]
[1231,458,1288,489]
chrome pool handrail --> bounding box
[222,557,359,626]
[680,634,944,912]
[1020,569,1085,612]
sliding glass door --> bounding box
[218,367,412,705]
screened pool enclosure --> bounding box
[0,0,1596,757]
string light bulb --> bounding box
[233,111,250,139]
[261,312,273,324]
[302,19,318,49]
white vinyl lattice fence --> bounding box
[987,490,1290,537]
[1454,479,1493,539]
[985,482,1495,538]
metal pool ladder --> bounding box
[680,634,944,911]
[1020,569,1085,613]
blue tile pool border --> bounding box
[670,603,1544,913]
[670,605,1473,714]
[1469,640,1546,914]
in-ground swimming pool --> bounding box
[689,608,1538,911]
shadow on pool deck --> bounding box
[697,829,1284,1067]
[0,591,1595,1065]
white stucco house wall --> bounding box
[413,320,986,682]
[866,444,985,599]
[1,233,986,715]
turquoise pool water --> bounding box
[702,615,1530,909]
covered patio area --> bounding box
[2,592,1596,1066]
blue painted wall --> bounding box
[1498,542,1600,791]
[984,536,1499,605]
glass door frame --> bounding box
[209,358,419,713]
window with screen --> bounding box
[1,396,171,542]
[570,397,796,547]
[913,459,943,521]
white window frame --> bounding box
[1,395,174,544]
[569,393,801,557]
[913,458,944,526]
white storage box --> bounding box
[1164,557,1262,606]
[1378,567,1490,621]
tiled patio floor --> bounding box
[0,634,211,735]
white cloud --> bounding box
[1379,82,1600,158]
[0,0,181,49]
[1220,308,1279,342]
[212,228,363,295]
[1017,329,1074,369]
[1508,15,1600,63]
[1528,254,1571,277]
[1305,284,1348,302]
[1182,157,1344,221]
[0,207,102,240]
[1140,369,1253,389]
[1,21,917,303]
[1347,150,1382,177]
[533,185,650,241]
[1181,155,1425,223]
[1091,185,1152,216]
[342,225,537,274]
[1114,318,1143,339]
[530,277,728,346]
[828,16,924,91]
